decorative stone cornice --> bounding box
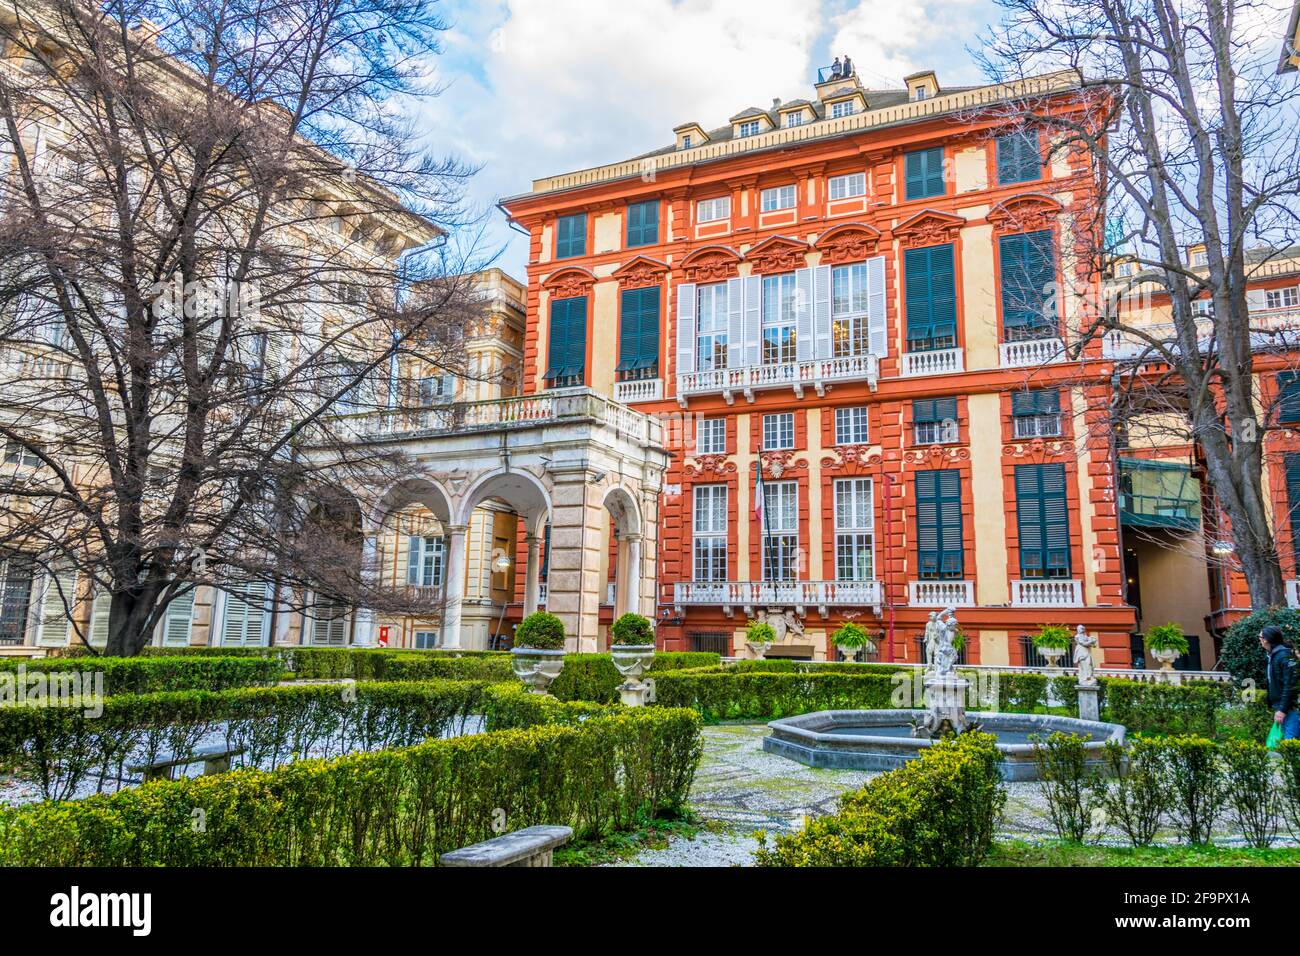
[684,454,737,478]
[893,209,965,250]
[986,193,1064,235]
[612,255,669,289]
[820,445,882,471]
[904,445,971,466]
[744,235,811,274]
[1002,438,1075,461]
[760,451,807,478]
[679,245,742,283]
[542,266,597,300]
[814,223,882,265]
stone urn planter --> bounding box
[838,645,860,663]
[746,639,772,660]
[1038,646,1066,669]
[511,647,566,695]
[611,643,656,706]
[1150,647,1180,672]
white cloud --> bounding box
[827,0,992,88]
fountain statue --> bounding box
[1073,625,1097,686]
[913,610,978,738]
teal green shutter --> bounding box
[557,213,586,258]
[1279,372,1300,423]
[1012,389,1060,416]
[997,131,1039,185]
[626,201,658,247]
[617,287,660,371]
[915,469,963,577]
[1015,463,1070,576]
[546,296,587,382]
[913,397,958,423]
[1287,453,1300,568]
[905,244,956,348]
[1000,230,1056,335]
[905,147,945,200]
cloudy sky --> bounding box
[416,0,1002,276]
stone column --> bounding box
[523,533,543,616]
[351,533,379,646]
[546,472,605,652]
[441,524,469,648]
[624,533,643,617]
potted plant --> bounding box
[511,611,567,694]
[1146,622,1189,672]
[831,622,874,663]
[610,612,656,705]
[746,619,777,659]
[1032,624,1071,670]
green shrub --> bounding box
[997,673,1049,712]
[651,670,895,721]
[1221,607,1300,687]
[1101,678,1228,736]
[0,706,704,866]
[1275,739,1300,840]
[1219,739,1278,849]
[1031,732,1101,842]
[0,655,283,695]
[1153,736,1226,845]
[745,620,776,645]
[610,613,655,646]
[754,733,1005,866]
[1033,625,1071,651]
[1093,738,1165,847]
[549,652,719,705]
[515,612,566,650]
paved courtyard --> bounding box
[618,723,1294,867]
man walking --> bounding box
[1260,626,1300,740]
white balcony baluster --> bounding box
[614,378,663,403]
[999,337,1065,368]
[901,348,964,377]
[907,580,974,607]
[1009,578,1083,607]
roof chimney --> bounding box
[772,97,782,110]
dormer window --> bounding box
[831,100,857,118]
[913,87,928,101]
[682,135,692,148]
[738,120,761,137]
[1189,248,1208,267]
[785,112,804,128]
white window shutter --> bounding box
[795,268,814,362]
[37,568,77,645]
[222,581,268,646]
[813,265,833,359]
[162,589,195,647]
[1246,289,1266,312]
[867,256,888,358]
[89,590,111,646]
[743,275,762,368]
[676,282,697,376]
[726,277,745,367]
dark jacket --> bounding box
[1267,644,1299,713]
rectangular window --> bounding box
[413,630,440,649]
[996,130,1040,186]
[784,112,804,127]
[834,406,870,445]
[915,469,963,579]
[696,417,727,455]
[0,554,34,646]
[831,100,857,118]
[3,439,42,468]
[763,412,795,450]
[1015,463,1071,578]
[913,397,958,445]
[693,485,728,582]
[831,261,872,357]
[406,535,446,588]
[681,135,692,148]
[617,286,660,380]
[829,172,866,201]
[556,213,586,258]
[738,120,761,137]
[1267,287,1298,310]
[1278,372,1300,424]
[904,243,957,352]
[761,273,798,364]
[417,375,454,406]
[834,478,874,581]
[626,200,658,248]
[999,230,1057,341]
[1012,389,1062,438]
[761,481,798,582]
[904,146,945,200]
[696,283,729,371]
[761,185,797,212]
[1191,298,1214,319]
[544,296,587,388]
[697,196,731,223]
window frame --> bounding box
[761,272,798,364]
[760,184,797,212]
[555,212,587,259]
[696,417,727,455]
[834,406,870,445]
[692,484,728,582]
[834,477,875,582]
[696,196,731,224]
[762,412,795,451]
[828,172,866,201]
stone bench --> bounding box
[439,825,574,867]
[127,745,246,783]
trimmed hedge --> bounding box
[0,705,704,866]
[0,656,283,695]
[548,651,720,704]
[652,669,896,720]
[754,732,1005,866]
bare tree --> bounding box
[0,0,484,654]
[976,0,1300,608]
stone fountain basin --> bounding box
[762,709,1126,782]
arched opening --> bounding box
[600,485,644,647]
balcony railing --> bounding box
[678,353,879,403]
[614,377,663,404]
[670,579,882,609]
[907,580,975,607]
[901,348,963,377]
[1104,308,1300,361]
[1010,578,1083,607]
[999,337,1065,369]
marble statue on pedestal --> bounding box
[1073,625,1098,687]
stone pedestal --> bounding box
[922,676,972,734]
[618,681,649,707]
[1077,683,1100,723]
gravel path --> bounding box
[618,723,1296,867]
